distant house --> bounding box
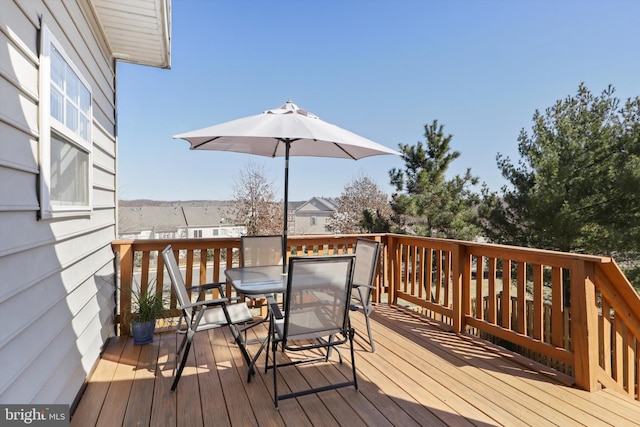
[0,0,171,406]
[118,201,246,240]
[181,205,246,238]
[118,198,336,239]
[293,197,338,235]
[287,200,306,234]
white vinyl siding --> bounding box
[0,0,117,406]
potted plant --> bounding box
[127,280,166,345]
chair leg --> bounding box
[363,308,376,353]
[272,341,279,410]
[265,315,273,373]
[325,335,342,363]
[176,330,188,356]
[358,287,376,353]
[171,338,192,391]
[348,328,359,392]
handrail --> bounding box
[111,233,640,401]
[383,234,639,401]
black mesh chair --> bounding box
[265,255,358,409]
[350,238,381,352]
[162,245,252,391]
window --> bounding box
[310,216,317,226]
[193,229,203,238]
[39,25,92,219]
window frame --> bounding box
[39,24,93,219]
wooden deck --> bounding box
[71,305,640,427]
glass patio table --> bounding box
[225,264,287,382]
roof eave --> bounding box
[89,0,172,69]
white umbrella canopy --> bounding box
[174,100,400,259]
[174,100,400,159]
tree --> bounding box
[478,84,640,258]
[326,174,392,234]
[389,120,481,240]
[229,162,282,235]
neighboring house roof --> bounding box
[295,197,338,213]
[287,201,306,212]
[118,201,239,234]
[89,0,172,68]
[119,206,186,234]
[182,204,231,227]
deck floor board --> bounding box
[71,305,640,427]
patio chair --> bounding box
[162,245,253,391]
[241,235,284,267]
[241,235,284,309]
[350,238,381,352]
[265,255,358,410]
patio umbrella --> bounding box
[173,100,400,259]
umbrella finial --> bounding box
[266,100,306,116]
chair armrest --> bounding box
[178,297,229,311]
[186,281,225,291]
[267,295,283,320]
[186,282,230,302]
[353,283,376,290]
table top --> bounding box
[225,265,287,295]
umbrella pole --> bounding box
[283,140,290,272]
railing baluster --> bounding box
[551,267,564,348]
[532,264,543,340]
[501,260,511,329]
[475,255,484,321]
[425,248,433,304]
[517,261,526,335]
[487,257,496,324]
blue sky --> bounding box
[116,0,640,202]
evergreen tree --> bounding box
[390,120,481,240]
[479,84,640,258]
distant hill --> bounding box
[119,199,228,207]
[119,199,306,208]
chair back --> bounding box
[353,238,380,288]
[241,235,284,267]
[162,245,193,325]
[283,255,355,341]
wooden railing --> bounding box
[386,234,640,401]
[112,233,640,400]
[111,235,388,333]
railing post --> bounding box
[571,260,599,391]
[373,235,385,304]
[387,235,398,305]
[452,242,469,333]
[118,241,134,336]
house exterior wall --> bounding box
[0,0,117,405]
[293,197,336,235]
[294,213,332,235]
[182,226,246,239]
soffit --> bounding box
[90,0,171,68]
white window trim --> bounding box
[39,24,93,219]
